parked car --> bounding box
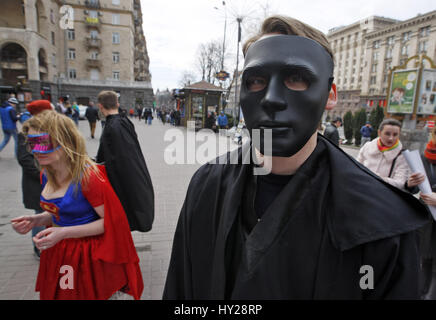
[78,105,87,120]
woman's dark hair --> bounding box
[379,118,402,132]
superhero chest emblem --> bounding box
[40,201,60,221]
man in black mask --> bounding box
[163,15,429,299]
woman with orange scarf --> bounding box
[406,126,436,300]
[357,118,410,190]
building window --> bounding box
[112,32,120,44]
[373,40,380,49]
[52,53,56,67]
[112,71,120,80]
[91,51,99,59]
[373,52,379,61]
[419,41,428,53]
[90,69,100,80]
[112,14,120,25]
[51,32,55,45]
[386,47,393,59]
[112,52,120,63]
[383,74,389,83]
[419,26,430,37]
[50,9,55,24]
[402,31,411,41]
[68,48,76,60]
[386,36,395,45]
[68,69,77,79]
[369,88,375,95]
[371,63,377,73]
[89,10,98,18]
[67,29,75,40]
[112,0,120,4]
[401,44,409,55]
[370,76,376,85]
[90,30,99,39]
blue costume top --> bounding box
[40,174,100,226]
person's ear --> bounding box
[325,83,337,110]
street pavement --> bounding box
[0,117,359,300]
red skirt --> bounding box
[36,235,143,300]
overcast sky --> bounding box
[141,0,435,92]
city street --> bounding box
[0,117,359,300]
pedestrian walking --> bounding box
[323,117,342,146]
[85,101,99,139]
[11,110,143,300]
[357,118,410,190]
[163,15,428,300]
[0,97,19,158]
[64,101,73,119]
[96,90,154,232]
[55,98,65,114]
[217,111,228,130]
[72,102,80,126]
[16,100,53,259]
[360,122,373,147]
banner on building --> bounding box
[387,69,418,114]
[417,69,436,115]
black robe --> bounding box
[17,133,42,210]
[96,113,154,232]
[163,135,430,299]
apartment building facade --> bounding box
[327,10,436,120]
[0,0,153,110]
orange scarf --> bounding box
[377,138,399,152]
[424,141,436,164]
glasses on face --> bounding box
[27,133,60,154]
[246,70,310,93]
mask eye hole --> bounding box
[246,76,267,92]
[284,73,309,91]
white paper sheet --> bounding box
[403,149,436,220]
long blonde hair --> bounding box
[22,110,99,190]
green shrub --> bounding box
[344,111,353,144]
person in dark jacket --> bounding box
[85,101,99,139]
[360,122,373,147]
[163,15,429,300]
[17,100,53,258]
[323,116,342,146]
[406,126,436,299]
[0,97,19,157]
[96,90,154,232]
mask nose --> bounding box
[261,76,287,115]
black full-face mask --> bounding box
[240,34,334,157]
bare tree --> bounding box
[195,39,226,85]
[179,70,197,87]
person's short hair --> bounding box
[97,91,118,110]
[379,118,402,132]
[333,117,342,124]
[242,15,334,62]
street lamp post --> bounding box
[214,1,227,71]
[234,17,242,126]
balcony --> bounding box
[85,0,100,9]
[85,37,102,50]
[84,17,100,29]
[86,59,102,69]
